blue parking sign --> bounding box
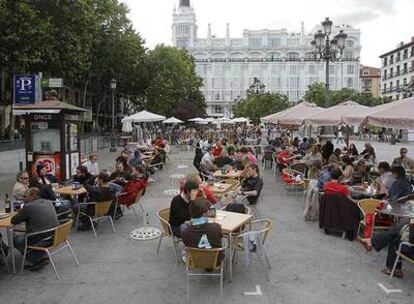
[14,75,37,105]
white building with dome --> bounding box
[172,0,361,117]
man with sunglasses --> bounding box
[392,147,414,171]
[12,171,30,201]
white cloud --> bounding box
[122,0,414,67]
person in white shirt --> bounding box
[83,154,99,176]
[12,171,30,200]
[200,146,215,173]
[376,161,396,194]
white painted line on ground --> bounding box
[377,282,402,294]
[244,285,262,296]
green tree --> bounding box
[144,45,206,120]
[232,92,290,124]
[303,82,387,107]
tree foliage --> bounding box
[303,82,389,108]
[232,92,290,124]
[145,45,206,120]
[0,0,206,134]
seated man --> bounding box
[110,161,132,191]
[11,188,59,271]
[83,154,99,176]
[181,173,217,204]
[360,219,414,278]
[240,163,263,205]
[72,165,94,187]
[77,172,115,230]
[350,160,369,185]
[12,170,30,201]
[200,146,215,174]
[214,149,233,168]
[182,198,223,255]
[169,181,199,237]
[387,166,413,202]
[117,165,148,207]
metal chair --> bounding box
[231,219,273,280]
[0,237,9,273]
[390,242,414,278]
[356,199,391,240]
[76,200,116,238]
[156,208,181,264]
[114,189,145,224]
[186,247,226,304]
[21,219,80,279]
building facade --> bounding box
[380,38,414,100]
[359,66,381,98]
[172,0,361,117]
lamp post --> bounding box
[311,18,347,108]
[248,77,266,94]
[110,78,117,152]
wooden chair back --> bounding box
[250,219,273,244]
[52,220,73,248]
[186,247,223,270]
[95,200,113,217]
[358,199,380,216]
[157,208,172,236]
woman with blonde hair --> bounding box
[180,173,218,204]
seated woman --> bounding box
[387,166,413,202]
[117,165,148,207]
[29,164,58,201]
[360,219,414,278]
[350,160,369,185]
[303,145,323,166]
[239,163,263,205]
[180,173,217,204]
[238,147,257,164]
[342,156,355,179]
[346,143,359,160]
[128,150,142,168]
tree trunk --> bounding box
[0,68,6,138]
[82,72,90,108]
[95,90,107,131]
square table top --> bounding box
[213,170,242,179]
[209,210,252,234]
[54,186,87,196]
[0,212,17,228]
[208,182,234,194]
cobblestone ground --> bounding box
[0,142,413,304]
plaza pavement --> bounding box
[0,142,413,304]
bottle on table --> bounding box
[4,194,11,213]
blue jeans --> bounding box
[108,182,123,193]
[14,234,53,264]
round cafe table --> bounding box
[376,202,414,220]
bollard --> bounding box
[19,161,23,171]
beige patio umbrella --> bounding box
[260,101,323,126]
[275,102,324,126]
[304,100,370,126]
[366,96,414,129]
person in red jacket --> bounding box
[323,168,350,197]
[179,173,217,204]
[117,165,148,207]
[212,139,223,158]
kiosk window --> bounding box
[31,122,60,152]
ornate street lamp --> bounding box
[110,78,117,152]
[311,18,347,107]
[249,77,266,94]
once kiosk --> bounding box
[13,100,90,182]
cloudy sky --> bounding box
[122,0,413,67]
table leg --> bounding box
[7,227,15,274]
[229,233,233,282]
